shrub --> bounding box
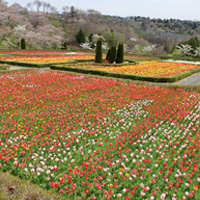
[116,44,124,63]
[63,41,68,50]
[21,38,26,50]
[95,39,103,63]
[186,37,199,51]
[89,34,93,43]
[75,29,86,44]
[90,42,95,49]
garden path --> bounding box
[174,72,200,86]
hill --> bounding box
[1,0,200,54]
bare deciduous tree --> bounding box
[27,0,57,13]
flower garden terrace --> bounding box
[0,55,94,64]
[0,50,91,56]
[54,61,200,78]
[0,70,199,200]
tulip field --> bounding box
[0,55,94,64]
[0,50,71,55]
[59,61,200,78]
[0,50,91,56]
[95,62,200,77]
[0,70,199,200]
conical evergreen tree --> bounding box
[95,39,103,63]
[108,46,116,63]
[116,44,124,63]
[106,49,111,61]
[75,29,86,44]
[21,38,26,50]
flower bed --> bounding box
[0,50,87,56]
[93,62,200,77]
[0,71,199,199]
[0,55,94,64]
[51,61,200,82]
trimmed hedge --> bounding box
[50,65,200,83]
[0,60,48,68]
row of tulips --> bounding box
[0,70,199,200]
[93,62,200,77]
[0,55,94,64]
[0,50,87,56]
[58,61,200,77]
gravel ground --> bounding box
[9,66,50,71]
[174,72,200,86]
[9,66,37,70]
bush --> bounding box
[21,38,26,50]
[90,42,95,49]
[89,34,93,43]
[62,41,68,50]
[95,39,103,63]
[116,44,124,63]
[187,37,199,51]
[75,29,86,44]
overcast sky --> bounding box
[6,0,200,21]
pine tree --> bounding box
[95,39,102,63]
[21,38,26,50]
[75,29,86,44]
[116,44,124,63]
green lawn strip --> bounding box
[50,64,200,83]
[0,171,66,200]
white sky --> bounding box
[6,0,200,21]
